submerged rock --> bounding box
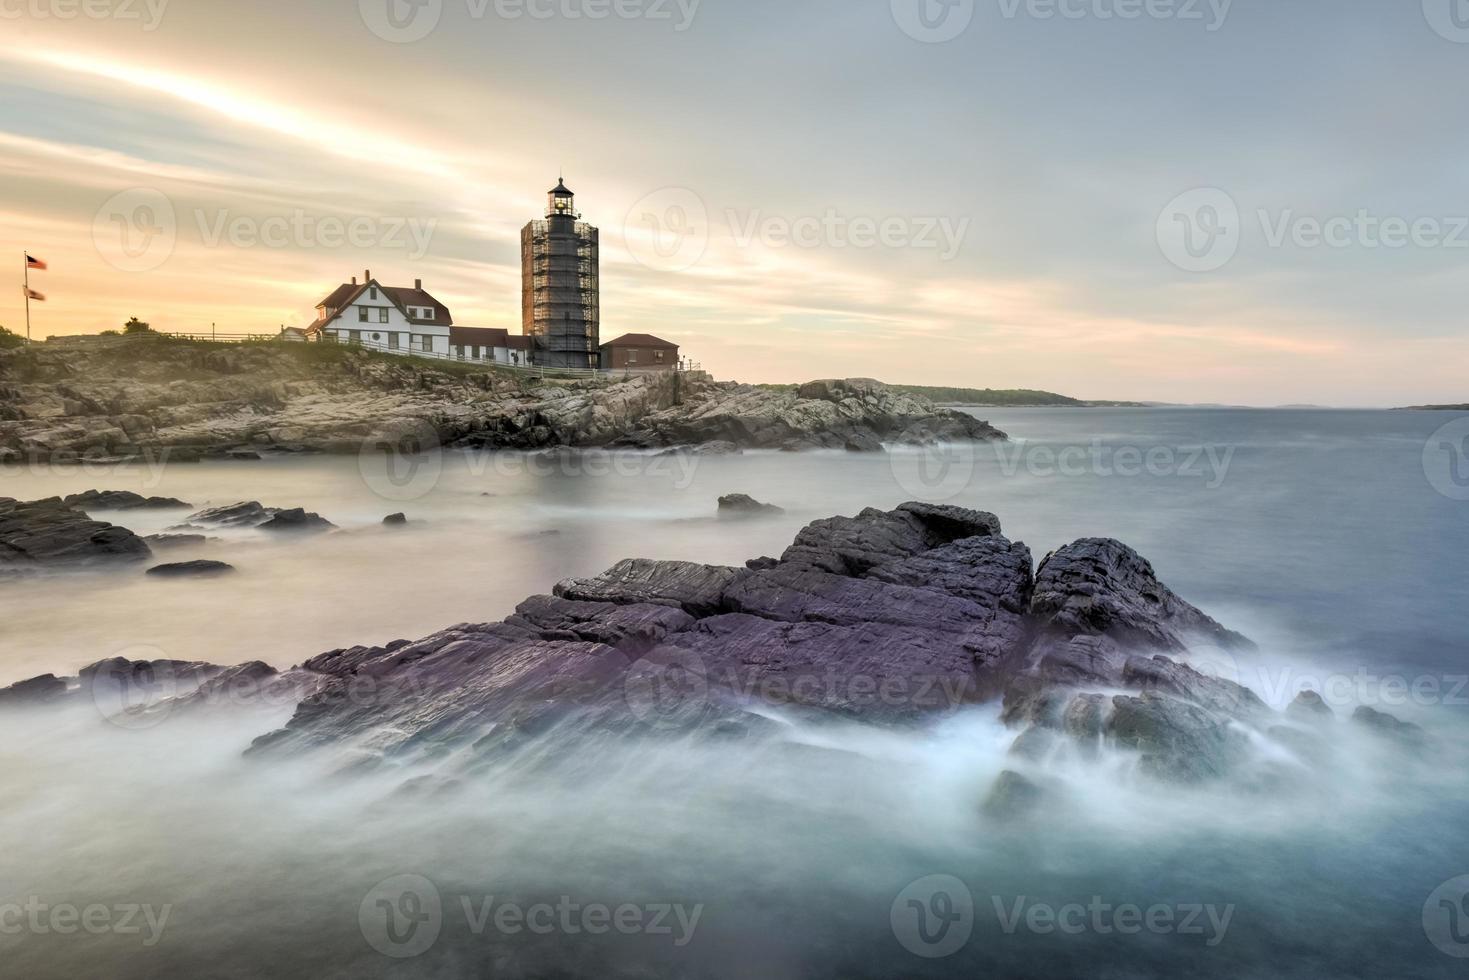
[146,560,235,578]
[717,494,785,518]
[1351,705,1426,748]
[143,533,209,549]
[178,501,334,533]
[257,508,334,533]
[1287,690,1335,723]
[383,513,408,526]
[63,489,192,510]
[981,769,1052,821]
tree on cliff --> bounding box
[0,326,25,349]
[123,317,152,334]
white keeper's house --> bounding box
[303,270,532,366]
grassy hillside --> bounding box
[885,384,1088,406]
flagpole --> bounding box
[23,252,30,342]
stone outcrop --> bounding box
[176,501,335,533]
[0,338,1005,459]
[0,496,152,568]
[0,501,1428,798]
[62,489,192,510]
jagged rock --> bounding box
[63,489,192,510]
[178,501,334,533]
[717,493,785,517]
[146,560,235,577]
[181,501,272,528]
[780,502,1002,576]
[0,496,151,567]
[383,513,408,526]
[1030,538,1253,653]
[1287,690,1334,723]
[1351,706,1426,748]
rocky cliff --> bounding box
[0,336,1003,460]
[1,501,1422,804]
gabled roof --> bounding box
[507,335,534,350]
[310,278,453,331]
[601,332,678,350]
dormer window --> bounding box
[421,308,434,320]
[369,286,378,300]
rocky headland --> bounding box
[0,336,1004,461]
[0,501,1423,809]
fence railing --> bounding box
[132,330,703,380]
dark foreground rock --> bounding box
[383,513,407,526]
[146,560,235,578]
[0,497,151,568]
[0,501,1429,798]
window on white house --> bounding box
[421,309,434,320]
[377,308,389,323]
[349,331,361,344]
[369,287,378,300]
[420,336,432,352]
[389,333,400,349]
[358,307,368,322]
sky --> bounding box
[0,0,1465,405]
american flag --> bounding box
[25,254,46,271]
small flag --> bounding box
[23,287,45,301]
[25,254,46,271]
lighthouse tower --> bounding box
[521,178,600,368]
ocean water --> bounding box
[2,408,1467,978]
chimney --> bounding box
[364,269,371,284]
[351,276,357,285]
[414,278,422,290]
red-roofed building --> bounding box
[599,333,679,372]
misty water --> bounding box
[3,408,1468,978]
